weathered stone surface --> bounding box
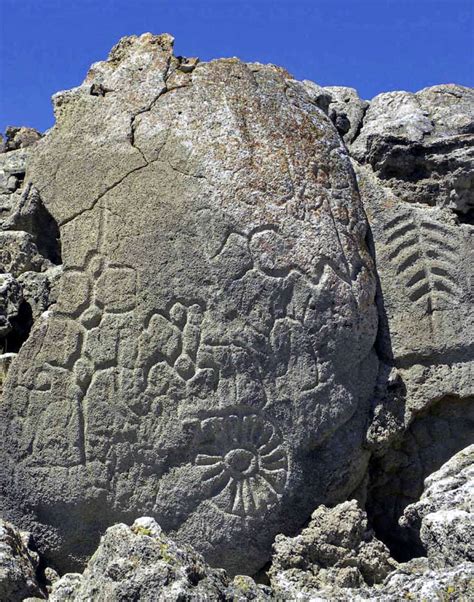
[1,126,42,153]
[48,517,269,602]
[47,510,474,602]
[0,231,51,276]
[401,445,474,566]
[325,86,369,145]
[268,498,474,600]
[0,519,45,601]
[351,85,474,218]
[0,147,29,222]
[17,266,63,321]
[0,352,17,395]
[269,500,396,597]
[345,83,474,556]
[367,558,474,602]
[0,33,378,575]
[0,272,22,340]
[0,129,61,365]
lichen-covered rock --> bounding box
[0,33,378,575]
[269,500,396,597]
[401,445,474,566]
[0,519,45,601]
[48,517,268,602]
[367,558,474,602]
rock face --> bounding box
[0,519,45,601]
[345,83,474,556]
[351,85,474,218]
[0,34,378,575]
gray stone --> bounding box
[0,352,17,393]
[0,230,51,277]
[0,148,29,224]
[269,500,396,598]
[347,84,474,555]
[1,126,42,153]
[401,445,474,566]
[302,80,333,114]
[325,86,369,145]
[0,33,378,576]
[0,272,22,340]
[17,265,63,321]
[48,517,269,602]
[351,85,474,217]
[3,184,62,265]
[0,519,45,601]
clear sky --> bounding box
[1,0,473,133]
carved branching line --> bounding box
[384,210,460,309]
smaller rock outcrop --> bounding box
[350,84,474,219]
[48,517,271,601]
[0,129,62,367]
[401,444,474,567]
[0,519,45,601]
[268,500,396,598]
[0,127,42,153]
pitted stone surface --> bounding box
[348,83,474,557]
[0,34,378,575]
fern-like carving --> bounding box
[383,211,460,310]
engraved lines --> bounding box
[384,211,460,310]
[39,203,138,465]
[195,413,288,517]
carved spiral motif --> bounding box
[195,414,288,517]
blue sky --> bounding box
[1,0,472,133]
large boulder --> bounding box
[0,33,378,575]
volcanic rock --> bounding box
[0,33,378,575]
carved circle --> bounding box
[195,413,288,517]
[224,448,258,479]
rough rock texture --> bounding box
[48,517,270,601]
[1,126,42,153]
[0,519,45,601]
[0,34,378,575]
[365,558,474,602]
[268,496,473,601]
[0,126,61,362]
[351,85,474,218]
[268,500,396,597]
[342,83,474,556]
[0,272,22,339]
[401,445,474,566]
[325,86,369,145]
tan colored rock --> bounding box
[0,34,378,575]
